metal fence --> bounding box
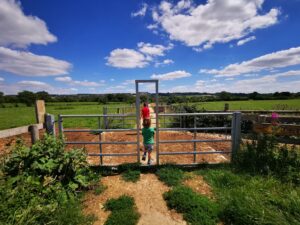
[57,111,241,166]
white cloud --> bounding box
[151,0,279,49]
[55,76,72,82]
[0,77,4,82]
[0,0,57,47]
[225,77,234,80]
[237,36,256,46]
[110,78,115,82]
[138,42,173,56]
[202,46,300,77]
[131,3,148,17]
[155,59,174,67]
[106,48,148,68]
[0,47,71,76]
[55,76,104,87]
[151,70,191,80]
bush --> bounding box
[0,135,97,225]
[234,134,300,184]
[156,166,185,186]
[199,169,300,225]
[104,195,140,225]
[163,186,219,225]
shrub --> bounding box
[156,166,185,186]
[0,135,97,225]
[104,195,140,225]
[163,186,219,225]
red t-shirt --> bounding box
[141,107,150,119]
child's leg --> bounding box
[142,145,146,160]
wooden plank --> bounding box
[0,123,43,139]
[253,123,300,136]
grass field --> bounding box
[191,99,300,111]
[1,99,300,130]
[0,102,134,130]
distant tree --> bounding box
[0,92,4,104]
[36,91,51,102]
[98,95,108,104]
[249,91,259,100]
[218,91,231,101]
[17,91,36,106]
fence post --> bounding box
[58,114,63,138]
[98,116,103,165]
[29,124,39,144]
[103,106,108,129]
[45,113,55,136]
[193,116,197,163]
[135,81,141,163]
[231,112,241,161]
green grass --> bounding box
[163,186,219,225]
[187,99,300,111]
[156,166,186,186]
[197,168,300,225]
[104,195,140,225]
[0,102,134,130]
[121,170,141,183]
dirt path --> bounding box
[84,174,187,225]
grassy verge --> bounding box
[121,170,141,183]
[156,166,186,186]
[198,168,300,225]
[104,195,140,225]
[163,186,219,225]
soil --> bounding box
[83,174,187,225]
[183,173,213,198]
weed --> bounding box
[163,186,219,225]
[94,183,107,195]
[156,166,185,186]
[122,170,141,183]
[104,195,140,225]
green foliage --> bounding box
[199,169,300,225]
[104,195,140,225]
[163,186,219,225]
[94,183,107,195]
[17,90,36,106]
[0,135,97,225]
[156,166,185,186]
[122,170,141,183]
[234,134,300,184]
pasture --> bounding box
[1,99,300,130]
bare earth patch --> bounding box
[183,173,213,198]
[83,174,187,225]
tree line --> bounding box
[0,90,299,107]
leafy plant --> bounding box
[122,170,141,183]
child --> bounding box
[142,118,155,165]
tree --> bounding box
[0,92,4,104]
[36,91,51,102]
[17,91,36,106]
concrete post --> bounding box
[35,100,46,124]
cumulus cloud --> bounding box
[237,36,256,46]
[138,42,173,56]
[151,0,279,49]
[106,48,149,68]
[131,3,148,17]
[0,47,71,76]
[0,77,4,82]
[151,70,191,80]
[155,59,174,67]
[201,46,300,77]
[0,0,57,47]
[55,76,104,87]
[106,42,173,68]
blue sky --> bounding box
[1,0,300,94]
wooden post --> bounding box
[45,114,55,135]
[29,125,39,144]
[35,100,46,124]
[224,103,229,111]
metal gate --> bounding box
[57,79,241,166]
